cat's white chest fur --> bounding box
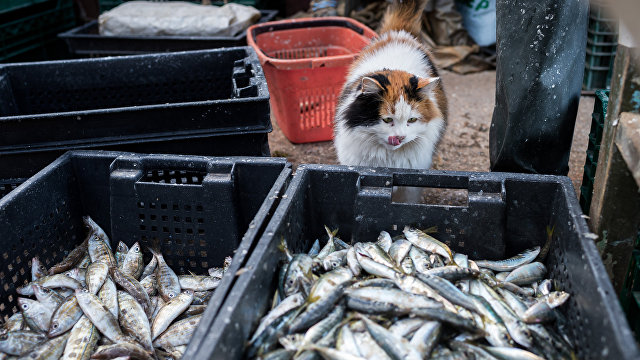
[334,117,445,169]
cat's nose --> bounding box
[388,136,405,146]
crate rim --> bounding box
[199,163,640,359]
[0,126,272,154]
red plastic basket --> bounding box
[247,17,377,143]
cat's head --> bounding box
[342,70,444,149]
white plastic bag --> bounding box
[99,1,261,37]
[455,0,496,46]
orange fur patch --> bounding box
[372,70,446,123]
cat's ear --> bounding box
[359,77,384,94]
[417,77,440,95]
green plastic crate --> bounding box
[620,247,640,340]
[0,0,76,62]
[0,0,50,13]
[583,1,617,91]
[579,89,609,214]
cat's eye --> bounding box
[382,117,393,123]
[408,117,418,123]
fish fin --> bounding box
[422,225,438,233]
[546,225,555,239]
[277,237,293,261]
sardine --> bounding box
[504,262,547,286]
[476,247,541,272]
[403,227,453,263]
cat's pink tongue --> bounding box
[388,136,404,146]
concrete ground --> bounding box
[268,69,594,200]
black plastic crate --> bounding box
[0,150,291,354]
[0,178,25,198]
[0,0,76,62]
[194,164,640,360]
[59,10,277,56]
[0,47,271,180]
[580,89,609,214]
[620,248,640,340]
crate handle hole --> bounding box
[391,186,469,206]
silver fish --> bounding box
[18,331,69,360]
[61,315,99,360]
[121,242,144,280]
[0,331,46,356]
[150,248,181,302]
[476,247,541,272]
[48,295,83,338]
[117,291,153,350]
[18,298,52,333]
[504,262,547,286]
[85,262,108,295]
[151,290,194,340]
[31,257,48,282]
[74,289,127,343]
[153,314,202,349]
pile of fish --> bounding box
[247,226,575,360]
[0,216,229,360]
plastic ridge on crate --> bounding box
[0,47,272,180]
[580,89,609,214]
[58,10,278,56]
[0,150,291,356]
[247,17,378,143]
[189,164,640,360]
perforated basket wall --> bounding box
[247,17,377,143]
[198,165,640,360]
[0,151,291,355]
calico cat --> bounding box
[333,0,447,170]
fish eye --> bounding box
[382,117,393,124]
[408,117,418,123]
[21,304,28,309]
[287,279,294,285]
[169,293,175,298]
[52,323,58,329]
[82,289,89,293]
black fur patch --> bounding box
[344,92,382,128]
[368,73,390,90]
[404,75,421,102]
